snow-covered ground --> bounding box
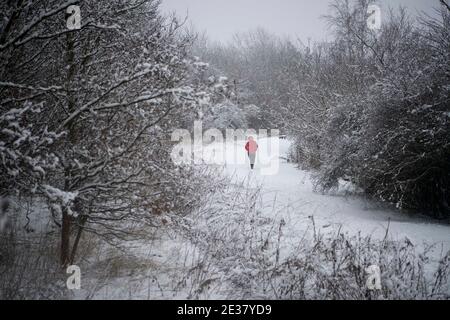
[209,136,450,251]
[32,136,449,299]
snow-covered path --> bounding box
[205,137,450,251]
[80,136,449,299]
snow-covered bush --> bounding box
[203,100,247,130]
[0,0,216,266]
[264,233,450,300]
[173,172,450,300]
[197,0,449,217]
[0,102,60,196]
[352,9,450,217]
[285,1,449,217]
[0,209,65,300]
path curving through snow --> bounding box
[205,136,450,251]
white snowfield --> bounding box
[209,136,450,250]
[75,136,449,299]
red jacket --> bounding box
[245,140,258,154]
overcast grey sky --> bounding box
[160,0,441,43]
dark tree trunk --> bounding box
[61,31,76,267]
[70,215,88,265]
[60,208,71,267]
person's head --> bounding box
[248,136,254,141]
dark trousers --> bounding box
[248,153,256,169]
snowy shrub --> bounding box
[263,233,450,300]
[172,172,450,300]
[353,10,450,217]
[0,0,218,266]
[197,1,450,218]
[203,100,247,130]
[0,102,60,195]
[0,214,65,300]
[287,1,449,218]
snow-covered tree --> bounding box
[195,0,450,217]
[0,0,213,265]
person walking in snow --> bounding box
[245,136,258,170]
